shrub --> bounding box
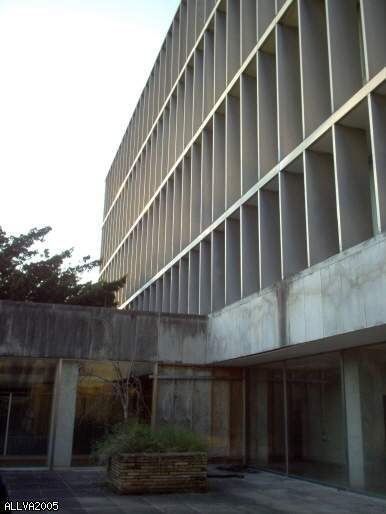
[92,422,207,463]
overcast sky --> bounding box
[0,0,179,277]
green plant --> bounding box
[92,422,207,463]
[0,225,125,306]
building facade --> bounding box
[99,0,386,498]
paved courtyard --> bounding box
[2,468,386,514]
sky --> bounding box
[0,0,179,278]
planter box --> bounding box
[107,452,208,494]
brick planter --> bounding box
[107,452,208,494]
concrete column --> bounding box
[241,73,258,194]
[173,169,182,257]
[192,49,203,134]
[203,30,214,119]
[178,257,189,314]
[333,124,373,251]
[190,145,201,241]
[155,279,163,312]
[213,111,226,220]
[225,217,241,305]
[211,229,225,311]
[258,44,277,178]
[214,11,226,101]
[259,181,281,289]
[181,155,192,248]
[184,66,194,146]
[343,354,365,489]
[226,0,240,84]
[241,0,257,62]
[188,249,199,314]
[241,202,259,298]
[50,360,79,468]
[325,0,363,110]
[201,128,213,231]
[277,23,302,159]
[199,239,211,315]
[257,0,275,37]
[178,2,187,70]
[279,170,307,278]
[225,93,241,207]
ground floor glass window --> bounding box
[0,358,56,466]
[248,343,386,496]
[247,362,286,472]
[286,353,347,486]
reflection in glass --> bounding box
[72,360,153,465]
[0,358,56,466]
[286,352,347,486]
[248,363,286,472]
[344,344,386,496]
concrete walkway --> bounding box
[2,468,386,514]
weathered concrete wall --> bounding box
[1,233,385,366]
[154,364,244,460]
[207,233,386,363]
[157,315,207,364]
[0,302,207,363]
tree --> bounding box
[0,225,125,307]
[78,361,151,423]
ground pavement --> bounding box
[2,468,386,514]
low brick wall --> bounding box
[108,452,208,494]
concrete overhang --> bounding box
[207,233,386,366]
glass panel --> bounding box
[286,352,348,487]
[72,360,153,466]
[0,358,56,466]
[248,362,286,472]
[343,343,386,496]
[6,391,52,458]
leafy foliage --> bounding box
[93,422,207,463]
[0,226,125,307]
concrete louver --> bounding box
[99,0,386,316]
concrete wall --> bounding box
[207,233,386,364]
[0,302,207,364]
[1,233,386,366]
[158,316,207,364]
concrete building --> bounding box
[100,0,385,318]
[97,0,386,498]
[97,0,386,497]
[0,0,384,501]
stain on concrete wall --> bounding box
[0,302,207,364]
[155,364,244,460]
